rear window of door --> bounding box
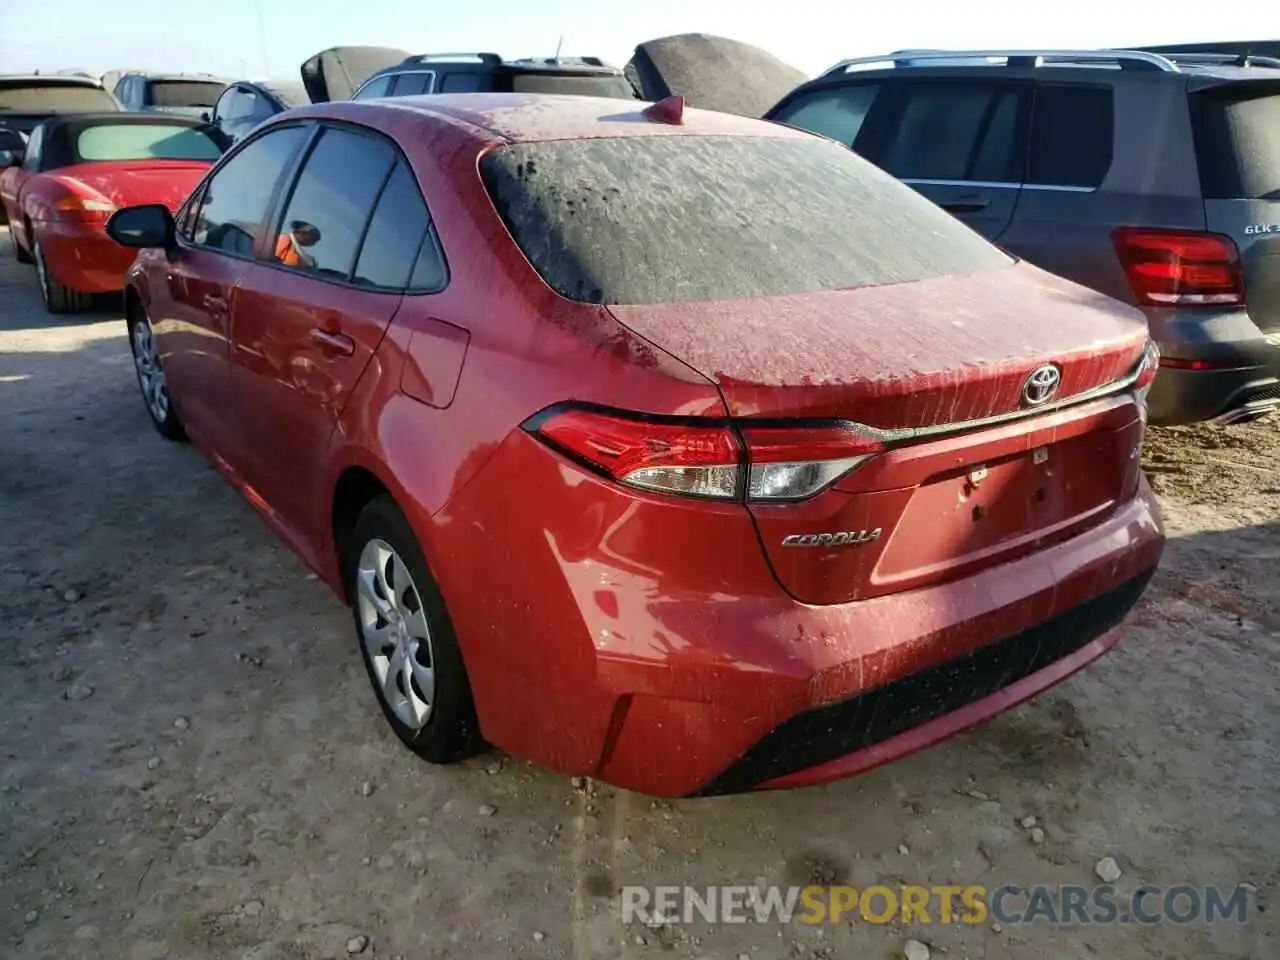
[1026,84,1113,189]
[877,81,1026,184]
[268,126,396,281]
[769,84,882,148]
[1189,85,1280,199]
[353,159,446,291]
[191,125,309,256]
[389,72,434,96]
[440,72,486,93]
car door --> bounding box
[864,79,1031,242]
[154,124,311,465]
[229,125,433,545]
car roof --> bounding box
[800,50,1280,86]
[301,92,810,144]
[0,74,103,87]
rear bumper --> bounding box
[1148,362,1280,425]
[701,568,1150,794]
[432,422,1166,797]
[35,219,137,293]
[1145,311,1280,425]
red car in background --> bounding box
[0,113,226,313]
[104,93,1164,797]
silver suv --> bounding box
[766,49,1280,426]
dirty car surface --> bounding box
[110,93,1164,798]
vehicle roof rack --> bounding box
[1140,50,1280,69]
[821,49,1182,77]
[402,52,504,66]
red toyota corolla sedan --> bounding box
[105,93,1165,798]
[0,113,225,313]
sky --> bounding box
[0,0,1256,82]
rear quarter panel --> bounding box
[321,104,726,580]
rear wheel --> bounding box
[127,307,185,441]
[33,232,92,314]
[345,496,483,763]
[10,222,32,264]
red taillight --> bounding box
[529,407,881,502]
[53,195,116,223]
[1112,227,1244,307]
[534,407,741,499]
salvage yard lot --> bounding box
[0,225,1277,960]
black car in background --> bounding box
[205,80,310,142]
[112,72,227,118]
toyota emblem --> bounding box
[1021,364,1062,406]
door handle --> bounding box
[941,197,991,214]
[310,328,355,356]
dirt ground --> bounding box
[0,225,1277,960]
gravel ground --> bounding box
[1,225,1277,960]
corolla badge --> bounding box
[782,529,882,548]
[1021,364,1061,407]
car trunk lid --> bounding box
[607,264,1146,426]
[609,267,1148,604]
[52,160,212,211]
[300,45,412,102]
[1189,79,1280,335]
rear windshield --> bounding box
[148,80,224,108]
[509,73,636,99]
[0,83,117,113]
[76,124,223,162]
[480,135,1012,305]
[1189,86,1280,199]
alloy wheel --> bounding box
[356,538,436,730]
[131,319,170,424]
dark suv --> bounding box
[766,48,1280,426]
[346,53,637,101]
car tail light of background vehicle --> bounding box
[527,406,882,502]
[52,192,116,222]
[1112,226,1245,308]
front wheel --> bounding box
[127,308,185,441]
[346,496,484,763]
[33,232,91,314]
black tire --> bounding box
[345,495,484,763]
[126,308,186,441]
[33,231,92,314]
[10,222,32,264]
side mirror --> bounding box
[106,203,176,254]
